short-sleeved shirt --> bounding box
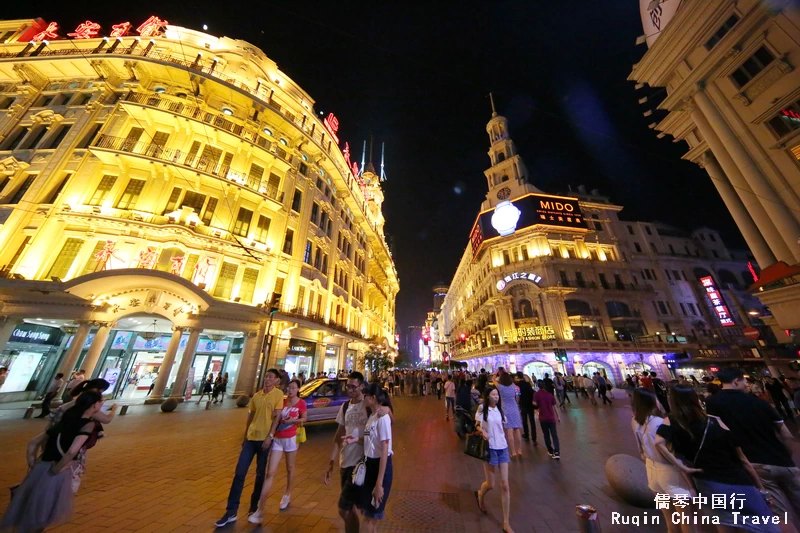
[582,377,595,388]
[274,398,307,438]
[336,399,369,468]
[535,389,558,423]
[445,381,456,398]
[43,417,95,462]
[705,389,793,467]
[475,405,507,450]
[363,412,393,458]
[246,387,285,441]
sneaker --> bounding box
[215,513,237,527]
[554,452,561,460]
[280,494,290,510]
[548,452,555,459]
[247,511,263,525]
[247,507,257,516]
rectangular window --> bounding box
[297,286,306,310]
[201,198,217,226]
[599,273,609,289]
[634,242,642,253]
[185,141,201,165]
[668,244,675,254]
[283,229,294,255]
[2,127,28,150]
[680,303,687,315]
[645,226,652,235]
[291,189,302,212]
[163,187,182,213]
[313,248,321,269]
[322,253,328,273]
[521,247,529,261]
[42,124,71,149]
[7,236,31,271]
[502,251,510,265]
[181,191,206,213]
[76,123,102,149]
[304,241,313,264]
[5,176,35,204]
[731,46,775,88]
[267,173,281,198]
[709,234,716,242]
[672,270,680,280]
[705,14,740,50]
[115,179,145,209]
[657,301,668,315]
[47,238,84,279]
[559,270,568,286]
[254,215,271,243]
[649,242,657,253]
[688,303,697,316]
[80,240,106,275]
[249,163,264,189]
[213,262,238,299]
[88,175,116,206]
[627,225,634,235]
[575,271,585,287]
[182,254,199,281]
[310,203,319,225]
[238,268,259,303]
[70,93,90,106]
[45,173,71,204]
[614,274,624,289]
[122,127,143,151]
[665,270,671,280]
[232,207,253,237]
[274,277,285,298]
[24,126,48,149]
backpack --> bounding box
[653,378,668,395]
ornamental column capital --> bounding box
[171,325,188,333]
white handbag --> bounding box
[351,459,366,486]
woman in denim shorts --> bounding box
[474,386,514,533]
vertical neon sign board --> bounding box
[700,276,735,327]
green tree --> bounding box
[360,349,393,380]
[393,349,412,368]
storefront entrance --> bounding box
[523,361,555,380]
[0,322,66,399]
[285,338,315,378]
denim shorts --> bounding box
[488,447,510,466]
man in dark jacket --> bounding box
[515,372,537,444]
[477,368,488,395]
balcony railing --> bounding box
[452,337,698,360]
[92,134,282,202]
[274,303,365,340]
[123,92,293,166]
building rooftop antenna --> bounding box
[380,142,387,181]
[489,92,497,117]
[360,140,366,177]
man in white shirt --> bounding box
[582,375,597,405]
[36,373,64,418]
[324,372,390,533]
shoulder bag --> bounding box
[351,458,367,486]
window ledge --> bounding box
[733,55,793,106]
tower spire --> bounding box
[360,140,366,177]
[380,142,386,181]
[489,92,497,117]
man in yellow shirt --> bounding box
[216,368,284,527]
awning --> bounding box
[748,261,800,291]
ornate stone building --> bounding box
[0,17,398,402]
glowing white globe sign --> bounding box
[496,279,506,291]
[491,200,521,236]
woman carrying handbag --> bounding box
[474,386,515,533]
[655,386,779,533]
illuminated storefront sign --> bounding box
[700,276,735,327]
[470,193,585,261]
[496,272,542,291]
[323,113,340,145]
[9,324,63,346]
[504,325,556,342]
[22,15,169,42]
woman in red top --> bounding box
[249,380,307,523]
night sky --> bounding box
[8,2,743,347]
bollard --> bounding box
[23,407,34,419]
[120,405,129,415]
[205,400,211,410]
[576,504,601,533]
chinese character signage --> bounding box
[20,15,169,42]
[496,272,543,291]
[323,113,340,145]
[469,193,585,261]
[503,325,556,343]
[700,276,735,327]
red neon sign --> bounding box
[31,22,59,42]
[782,108,800,121]
[110,22,132,38]
[700,276,735,327]
[747,261,759,282]
[68,21,101,39]
[136,16,169,38]
[323,113,340,144]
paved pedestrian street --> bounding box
[1,391,792,533]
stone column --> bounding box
[80,322,112,379]
[0,317,22,354]
[233,329,261,396]
[536,294,547,327]
[699,152,775,267]
[693,89,800,262]
[54,321,92,399]
[170,327,202,400]
[145,326,185,403]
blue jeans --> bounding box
[225,440,269,514]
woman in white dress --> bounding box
[630,388,696,533]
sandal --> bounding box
[474,491,487,514]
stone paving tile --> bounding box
[3,390,797,532]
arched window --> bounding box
[693,267,713,280]
[717,269,740,289]
[496,152,506,163]
[605,301,632,318]
[501,175,509,182]
[565,299,592,317]
[519,299,534,318]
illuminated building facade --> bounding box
[0,17,398,403]
[439,106,776,384]
[629,0,800,335]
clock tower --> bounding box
[482,95,541,210]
